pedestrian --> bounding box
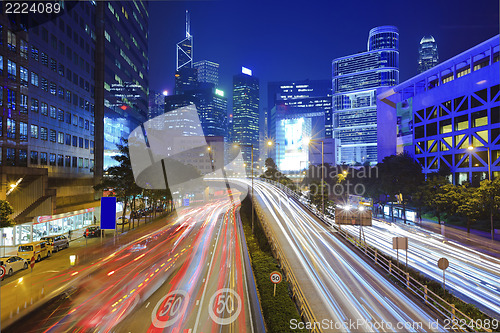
[68,229,72,241]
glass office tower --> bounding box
[232,68,259,168]
[332,26,399,165]
[418,36,439,73]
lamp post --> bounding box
[468,145,494,239]
[234,143,255,232]
[306,138,325,215]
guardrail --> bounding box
[257,177,492,333]
[250,186,322,333]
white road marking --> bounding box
[145,302,150,308]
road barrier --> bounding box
[258,178,492,333]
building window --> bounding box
[65,156,71,167]
[66,90,71,102]
[6,118,15,139]
[50,153,57,166]
[19,122,27,141]
[84,158,89,168]
[41,77,48,91]
[78,157,83,168]
[90,159,94,171]
[41,127,48,140]
[31,99,39,113]
[31,47,39,61]
[72,156,77,168]
[42,27,48,42]
[7,89,15,110]
[48,129,56,142]
[47,106,56,119]
[0,55,3,76]
[78,117,84,128]
[90,140,94,154]
[85,139,89,149]
[20,39,28,59]
[7,30,16,51]
[30,151,38,165]
[72,135,78,147]
[50,58,57,71]
[19,149,27,166]
[58,132,64,144]
[72,114,78,126]
[30,124,38,138]
[59,40,65,55]
[50,34,57,49]
[31,72,39,86]
[65,134,71,145]
[79,137,83,148]
[472,110,488,127]
[41,102,48,116]
[57,154,64,166]
[40,152,48,165]
[65,112,71,124]
[58,109,64,121]
[50,82,57,95]
[20,94,28,113]
[58,87,64,99]
[41,52,48,66]
[58,63,64,76]
[455,115,468,131]
[20,66,28,85]
[5,148,15,166]
[7,59,16,80]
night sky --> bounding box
[148,0,499,105]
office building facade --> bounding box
[232,68,259,168]
[0,3,98,243]
[378,35,499,184]
[332,26,399,165]
[193,60,219,87]
[97,1,149,170]
[418,36,439,74]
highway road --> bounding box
[244,179,445,333]
[5,196,264,333]
[340,218,500,319]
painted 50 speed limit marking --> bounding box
[208,288,242,325]
[151,290,190,328]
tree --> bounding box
[378,152,425,223]
[477,178,500,237]
[418,175,451,224]
[455,185,482,234]
[0,200,14,228]
[265,157,277,170]
[94,140,142,233]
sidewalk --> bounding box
[373,213,500,257]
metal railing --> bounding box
[257,178,492,333]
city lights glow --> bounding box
[241,67,252,76]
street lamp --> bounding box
[306,138,325,215]
[234,143,255,232]
[468,145,494,239]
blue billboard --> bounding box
[100,197,117,230]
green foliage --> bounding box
[0,200,14,228]
[240,197,306,333]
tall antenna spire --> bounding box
[185,10,191,38]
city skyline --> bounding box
[149,0,499,99]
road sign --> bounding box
[0,266,5,279]
[438,257,449,290]
[183,198,190,206]
[208,288,242,325]
[101,197,117,230]
[30,256,36,269]
[151,290,189,328]
[392,237,408,250]
[270,271,282,284]
[438,257,449,270]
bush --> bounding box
[240,196,307,333]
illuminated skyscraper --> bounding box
[332,26,399,165]
[232,67,260,167]
[418,36,439,73]
[193,60,219,87]
[176,10,193,71]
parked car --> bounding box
[0,256,28,279]
[117,217,129,225]
[41,235,69,252]
[84,226,102,238]
[17,241,51,262]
